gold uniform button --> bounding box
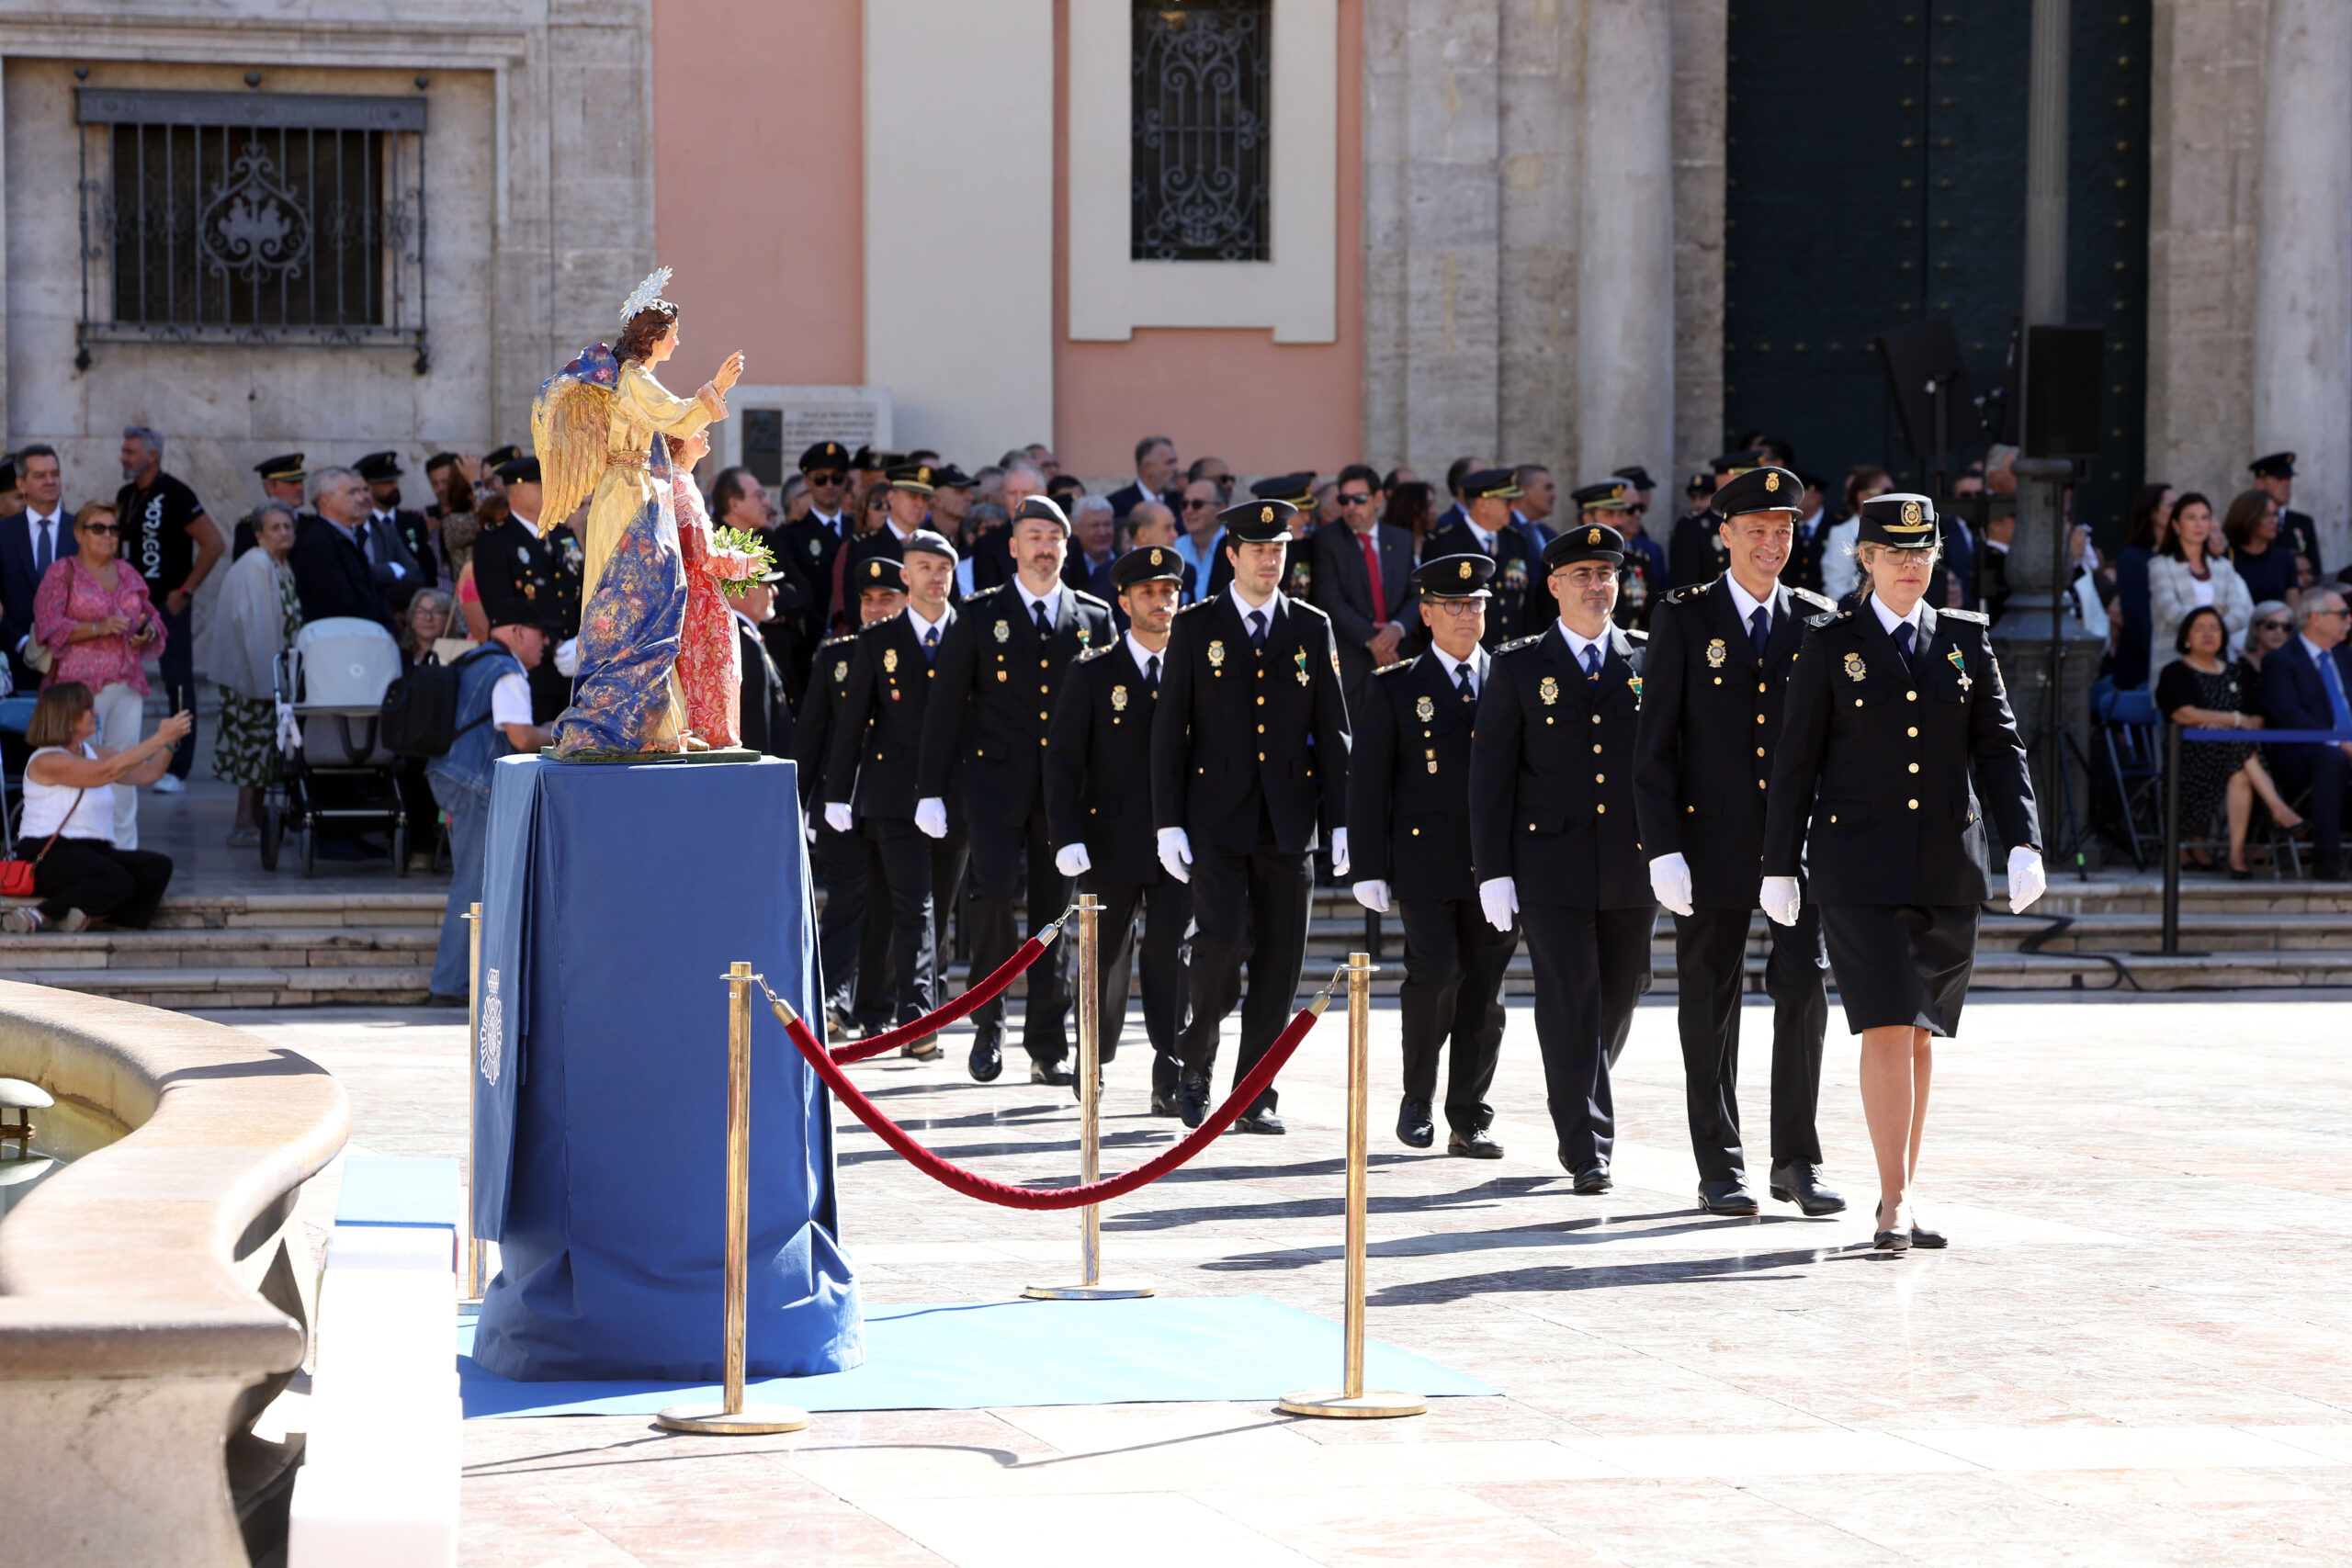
[1258,752,1266,761]
[1907,761,1919,773]
[1854,698,1863,707]
[1040,659,1049,669]
[1257,723,1265,733]
[1758,682,1767,694]
[1829,813,1838,823]
[1713,676,1722,685]
[1411,827,1420,836]
[1687,805,1696,813]
[1039,712,1049,720]
[1757,778,1767,788]
[1755,747,1765,758]
[1592,744,1602,754]
[1596,803,1607,814]
[1590,715,1600,724]
[1907,798,1919,809]
[1906,726,1918,737]
[1257,695,1265,705]
[1595,773,1605,784]
[1756,714,1765,724]
[1905,691,1917,702]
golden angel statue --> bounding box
[529,267,756,759]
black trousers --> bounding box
[1396,897,1518,1135]
[1520,901,1656,1172]
[1672,903,1828,1184]
[1086,872,1191,1095]
[1177,836,1313,1111]
[812,821,893,1026]
[527,659,572,727]
[2271,743,2350,856]
[866,817,968,1025]
[25,840,174,929]
[966,809,1071,1061]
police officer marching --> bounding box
[1425,468,1550,648]
[1047,545,1194,1114]
[1634,464,1844,1219]
[1761,492,2043,1252]
[1151,497,1352,1134]
[1468,523,1654,1193]
[916,495,1114,1086]
[1348,555,1516,1158]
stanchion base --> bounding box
[653,1401,811,1436]
[1020,1279,1157,1301]
[1277,1388,1427,1420]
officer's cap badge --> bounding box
[1765,471,1780,492]
[1901,499,1922,527]
[869,560,882,579]
[1459,560,1473,581]
[1843,651,1865,682]
[1150,548,1163,566]
[1587,528,1602,546]
[1261,505,1274,524]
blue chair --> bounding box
[2092,677,2165,870]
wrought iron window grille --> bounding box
[74,87,430,372]
[1131,0,1270,262]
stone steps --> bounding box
[0,894,443,1008]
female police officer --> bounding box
[1758,492,2043,1252]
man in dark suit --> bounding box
[1349,555,1515,1157]
[916,496,1116,1084]
[2251,452,2323,579]
[1151,497,1353,1133]
[0,444,67,689]
[823,532,967,1054]
[1048,545,1193,1115]
[1311,463,1421,705]
[796,571,901,1042]
[733,570,795,757]
[290,466,397,634]
[1104,434,1181,522]
[1468,523,1655,1192]
[1424,468,1548,649]
[356,450,431,607]
[1633,465,1844,1219]
[2260,587,2352,880]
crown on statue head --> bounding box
[619,265,673,324]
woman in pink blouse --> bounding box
[34,501,166,850]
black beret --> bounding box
[1112,545,1185,590]
[1250,471,1318,507]
[1011,495,1070,535]
[1415,553,1496,599]
[1219,497,1297,543]
[1571,479,1638,513]
[1711,466,1803,518]
[254,452,306,481]
[855,556,908,592]
[886,462,937,495]
[800,441,851,473]
[1460,467,1523,502]
[356,450,403,482]
[1855,492,1939,551]
[1543,522,1626,570]
[1611,465,1657,491]
[2251,451,2297,479]
[902,527,958,562]
[495,456,541,486]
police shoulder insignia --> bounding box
[1374,659,1412,677]
[1496,633,1545,655]
[1790,587,1838,613]
[1805,609,1842,629]
[1941,607,1989,624]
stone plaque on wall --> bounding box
[718,386,894,484]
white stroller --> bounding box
[262,616,412,876]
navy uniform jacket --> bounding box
[1763,603,2039,905]
[736,615,795,758]
[1346,649,1486,902]
[1046,640,1166,887]
[1468,624,1652,909]
[1423,519,1551,648]
[782,514,850,626]
[1150,591,1351,855]
[1632,577,1837,908]
[2282,507,2324,578]
[1668,509,1729,590]
[917,581,1114,824]
[794,632,861,814]
[470,515,560,629]
[822,608,962,823]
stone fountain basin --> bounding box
[0,980,349,1567]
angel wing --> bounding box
[530,344,620,533]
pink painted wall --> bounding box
[651,0,865,386]
[1051,0,1366,478]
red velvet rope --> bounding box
[828,925,1060,1065]
[770,989,1330,1211]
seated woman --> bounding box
[2243,600,2293,680]
[5,682,189,932]
[2155,605,2302,876]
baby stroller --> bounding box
[262,617,411,877]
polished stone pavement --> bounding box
[214,995,2352,1567]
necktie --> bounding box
[1033,599,1050,639]
[1455,662,1476,704]
[2322,649,2352,734]
[1249,609,1267,649]
[1582,642,1601,680]
[923,625,940,663]
[34,518,52,576]
[1360,532,1387,626]
[1145,654,1160,691]
[1893,620,1917,672]
[1749,605,1770,663]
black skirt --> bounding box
[1819,902,1978,1036]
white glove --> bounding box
[823,801,854,834]
[1330,826,1351,880]
[1649,852,1695,917]
[913,797,949,840]
[1477,876,1519,934]
[2007,846,2047,913]
[1351,879,1391,914]
[1157,827,1193,884]
[805,822,817,844]
[1055,842,1091,878]
[553,637,581,677]
[1760,875,1802,927]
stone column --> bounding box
[2254,0,2352,566]
[1575,0,1674,496]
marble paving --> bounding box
[216,995,2352,1567]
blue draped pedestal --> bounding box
[469,754,863,1381]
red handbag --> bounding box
[1,789,86,898]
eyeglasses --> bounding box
[1183,498,1216,511]
[2256,620,2291,632]
[2312,607,2351,619]
[806,471,847,486]
[80,523,119,536]
[1339,491,1374,506]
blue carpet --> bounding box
[458,1294,1496,1416]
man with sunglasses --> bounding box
[783,441,856,637]
[1311,463,1419,705]
[1170,478,1225,604]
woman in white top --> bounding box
[2148,491,2253,679]
[5,682,190,933]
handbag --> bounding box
[1,787,86,898]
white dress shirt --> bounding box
[1429,641,1484,699]
[1869,592,1925,640]
[24,507,62,573]
[1012,578,1062,628]
[1556,620,1611,671]
[1723,571,1774,634]
[906,602,949,645]
[1125,633,1166,682]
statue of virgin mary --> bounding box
[530,267,750,760]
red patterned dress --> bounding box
[673,470,752,747]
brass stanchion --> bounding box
[657,961,810,1436]
[1279,951,1424,1420]
[1025,894,1153,1300]
[461,901,484,1302]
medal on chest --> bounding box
[1948,647,1973,694]
[1294,648,1310,686]
[1504,558,1528,591]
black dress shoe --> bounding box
[967,1034,1003,1083]
[1447,1127,1503,1159]
[1176,1077,1210,1129]
[1872,1202,1913,1253]
[1030,1058,1075,1087]
[1232,1100,1285,1134]
[1148,1091,1182,1119]
[1697,1178,1760,1216]
[1571,1166,1612,1195]
[900,1034,941,1061]
[1768,1162,1847,1216]
[1909,1215,1949,1249]
[1396,1098,1435,1149]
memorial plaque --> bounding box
[718,386,894,480]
